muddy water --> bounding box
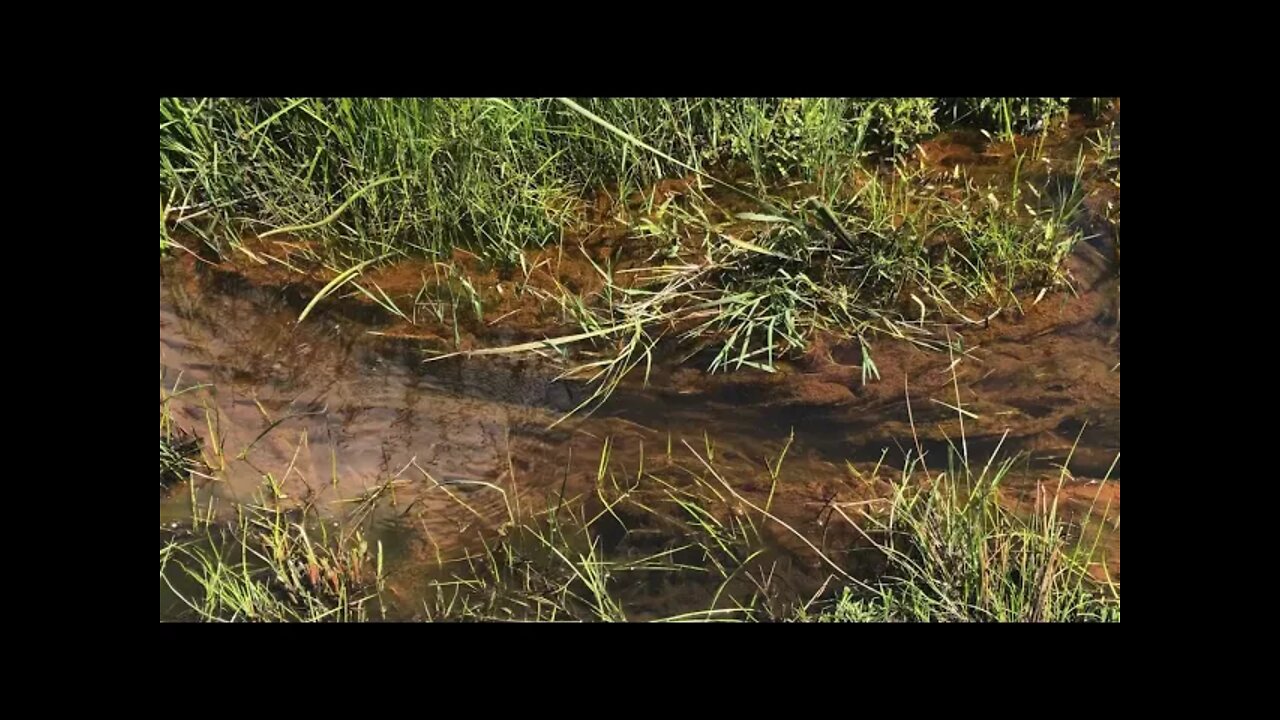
[160,229,1120,613]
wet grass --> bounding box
[159,405,388,623]
[1088,121,1120,266]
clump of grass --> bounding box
[160,372,208,489]
[436,103,1094,421]
[161,98,565,265]
[159,371,387,622]
[160,431,201,489]
[1087,118,1121,266]
[423,501,635,622]
[160,497,386,622]
[798,453,1119,622]
[941,98,1075,139]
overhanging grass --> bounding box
[429,114,1095,421]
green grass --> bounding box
[941,98,1074,138]
[161,370,387,622]
[160,98,1098,265]
[160,371,208,489]
[160,440,1118,622]
[160,488,387,622]
[432,125,1096,420]
[794,451,1120,622]
[159,433,199,489]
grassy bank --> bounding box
[160,98,1082,264]
[162,98,1117,419]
